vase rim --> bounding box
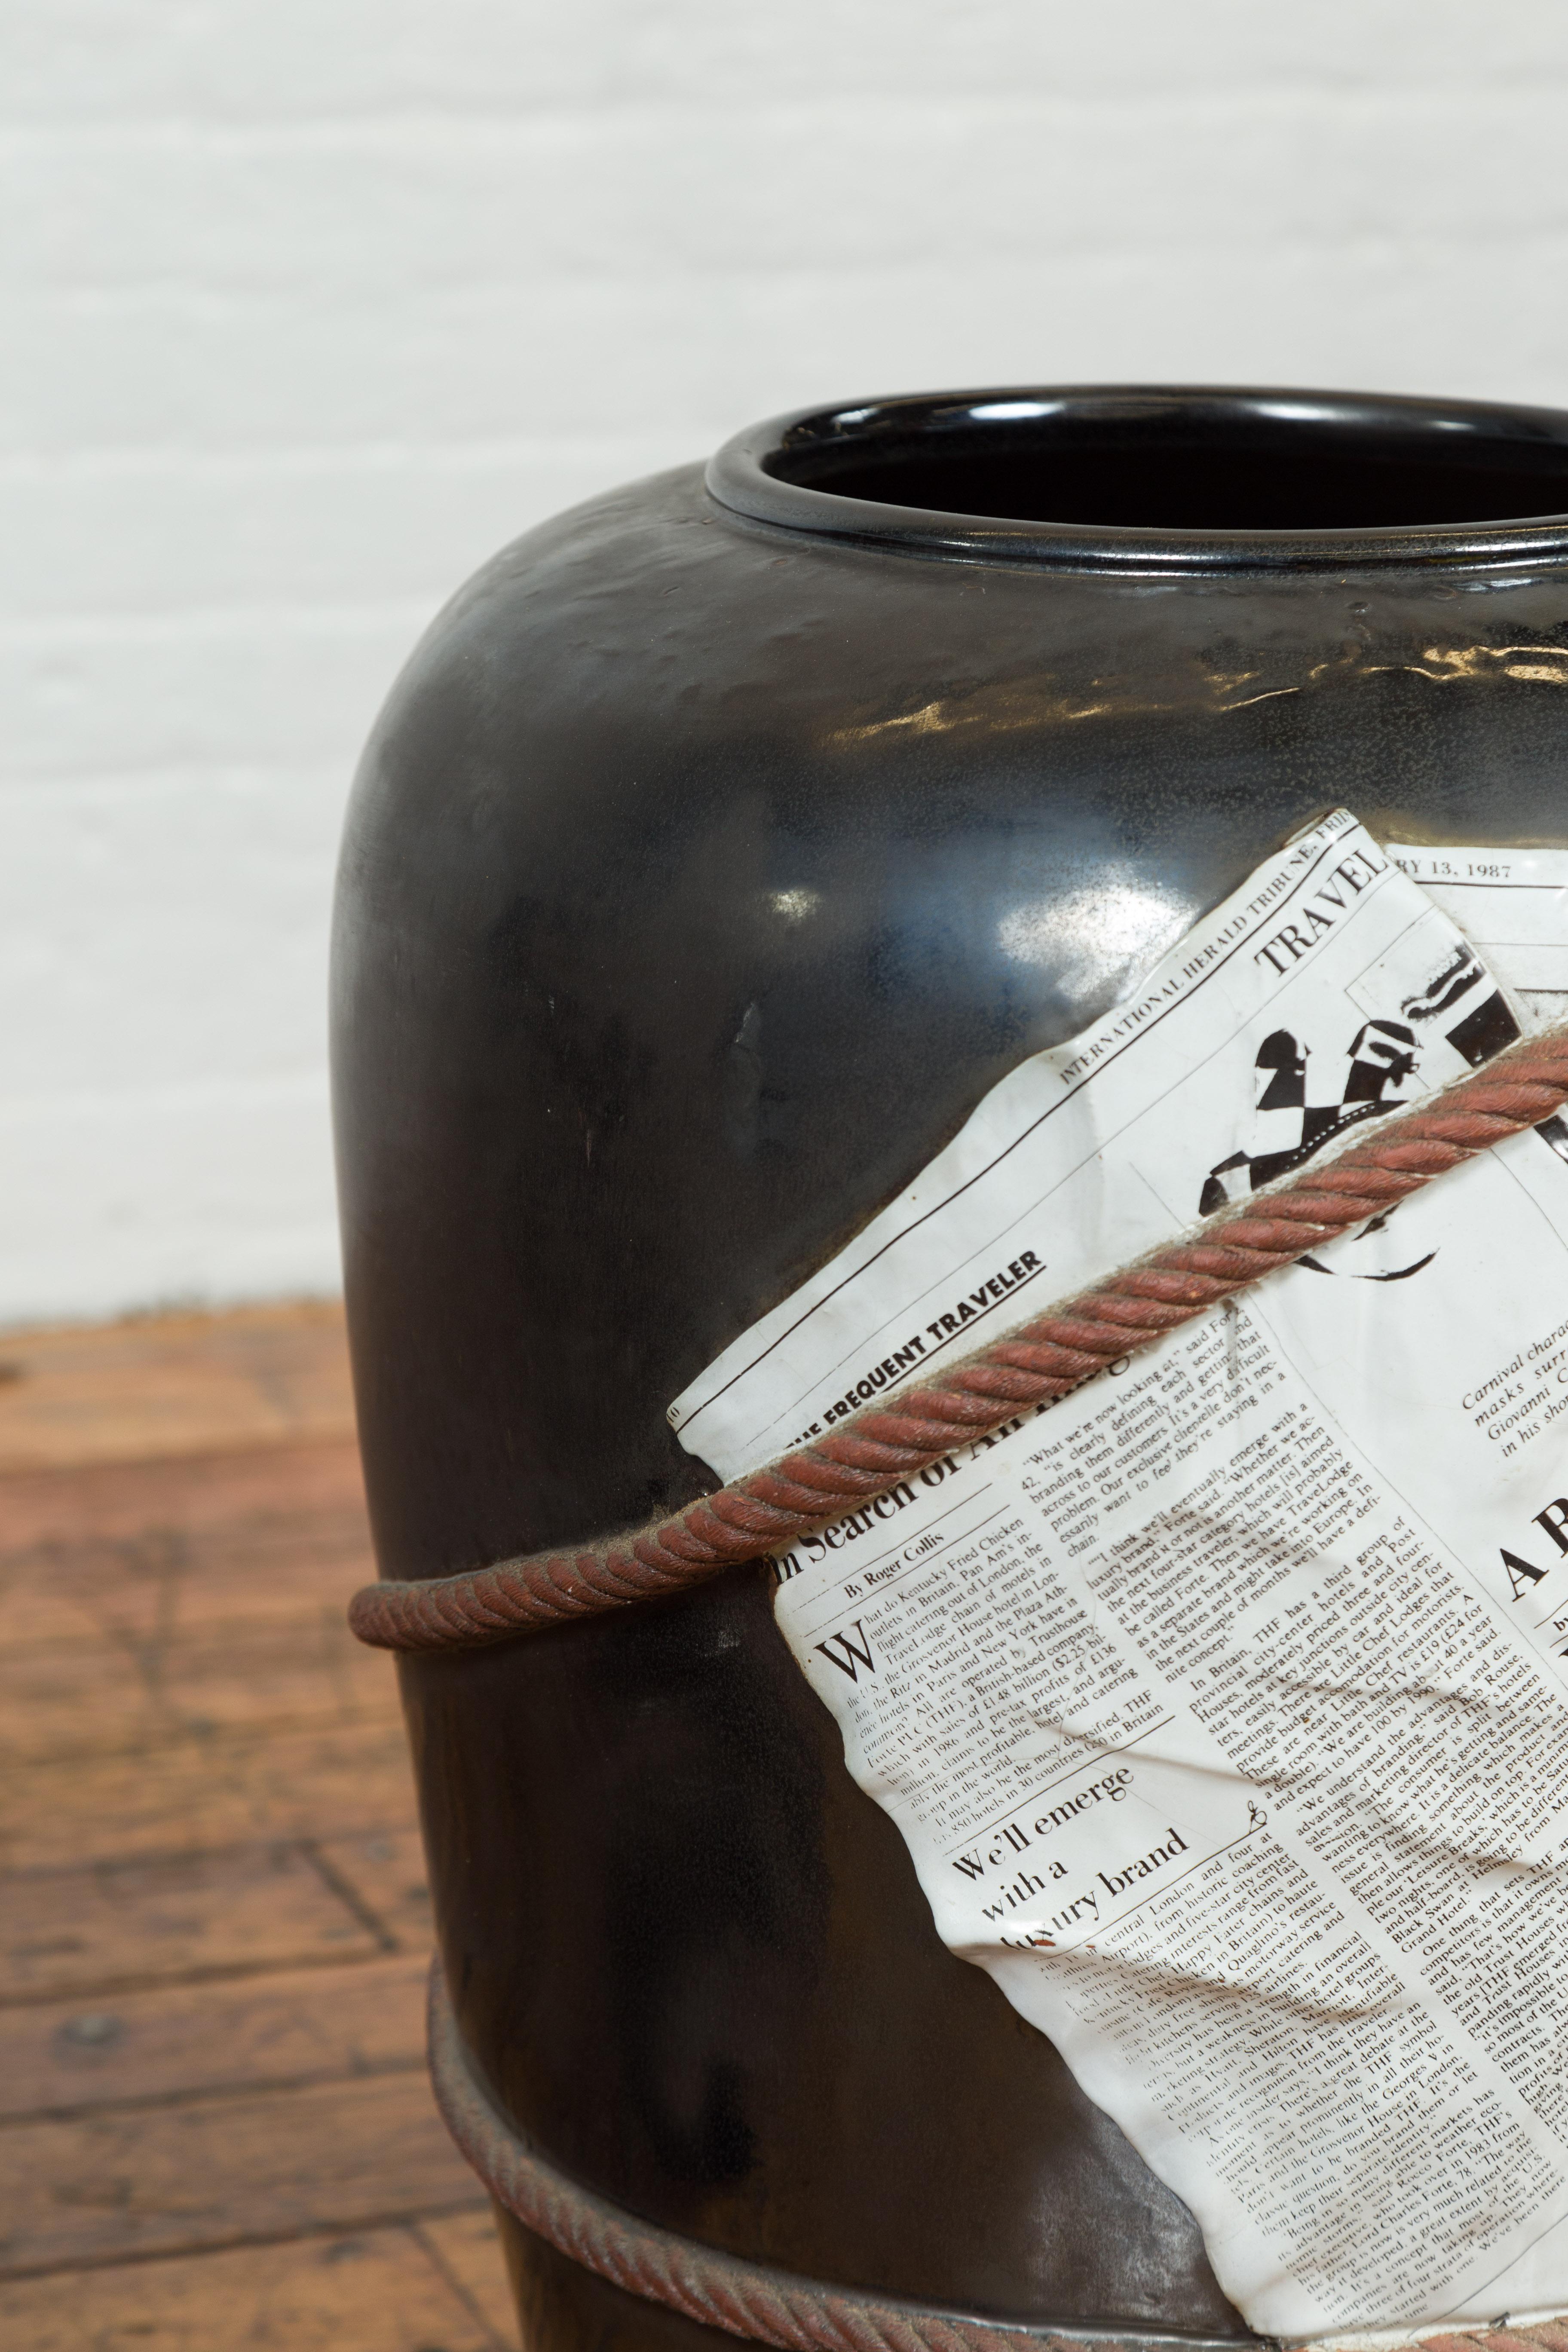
[706,384,1568,576]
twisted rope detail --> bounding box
[427,1957,1244,2352]
[430,1957,1568,2352]
[350,1025,1568,1657]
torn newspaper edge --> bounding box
[670,812,1568,2342]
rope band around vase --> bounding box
[350,1023,1568,1657]
[428,1957,1233,2352]
[429,1959,1568,2352]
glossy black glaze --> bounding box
[331,388,1568,2347]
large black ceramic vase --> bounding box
[331,388,1568,2352]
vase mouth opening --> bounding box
[706,386,1568,574]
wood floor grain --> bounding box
[0,2224,504,2351]
[0,1302,517,2340]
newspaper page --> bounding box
[668,813,1568,2340]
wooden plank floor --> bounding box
[0,1303,520,2349]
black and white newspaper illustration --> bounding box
[1388,843,1568,1037]
[669,812,1568,2341]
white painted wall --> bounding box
[7,0,1568,1324]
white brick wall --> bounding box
[8,0,1568,1324]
